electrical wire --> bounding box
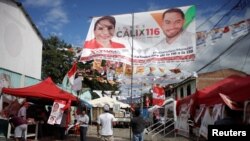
[208,0,243,32]
[179,0,248,74]
[196,0,233,30]
[240,41,250,71]
[196,32,250,72]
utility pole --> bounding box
[140,82,143,113]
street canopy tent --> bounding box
[176,75,250,116]
[89,96,130,108]
[196,75,250,106]
[2,77,78,103]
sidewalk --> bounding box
[0,125,191,141]
[37,125,131,141]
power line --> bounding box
[208,0,243,31]
[240,40,250,71]
[177,0,243,69]
[197,0,233,30]
[189,0,247,73]
[196,32,250,72]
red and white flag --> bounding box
[152,85,165,106]
[67,62,77,85]
[219,93,242,111]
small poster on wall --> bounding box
[47,100,66,125]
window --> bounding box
[187,84,191,96]
[180,87,184,98]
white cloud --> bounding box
[45,7,69,30]
[50,32,63,37]
[24,0,68,31]
[147,2,161,11]
[24,0,61,7]
[196,6,228,31]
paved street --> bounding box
[0,125,190,141]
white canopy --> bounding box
[89,96,130,108]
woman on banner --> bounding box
[84,16,125,49]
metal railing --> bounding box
[145,118,175,140]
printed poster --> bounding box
[47,100,66,125]
[81,5,196,65]
[175,98,193,137]
[209,28,223,45]
[231,20,248,39]
[199,107,214,139]
[196,31,207,48]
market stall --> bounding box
[89,96,130,126]
[0,77,81,139]
[175,75,250,138]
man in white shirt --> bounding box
[97,104,116,141]
[76,109,89,141]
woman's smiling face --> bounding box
[94,19,115,42]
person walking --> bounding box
[97,104,116,141]
[131,108,146,141]
[76,109,89,141]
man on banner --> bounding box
[152,84,165,106]
[153,8,195,51]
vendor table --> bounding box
[7,122,38,140]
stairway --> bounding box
[144,118,178,141]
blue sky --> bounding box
[19,0,249,47]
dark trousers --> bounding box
[59,126,66,140]
[80,126,88,141]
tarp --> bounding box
[176,75,250,116]
[197,75,250,106]
[89,96,130,108]
[2,77,78,102]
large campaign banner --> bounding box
[80,5,196,66]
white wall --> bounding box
[0,0,42,79]
[176,79,196,99]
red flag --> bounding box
[223,26,230,33]
[67,62,77,85]
[170,68,181,74]
[152,85,165,106]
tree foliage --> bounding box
[42,36,75,83]
[42,36,119,93]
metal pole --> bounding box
[129,12,134,141]
[140,83,143,112]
